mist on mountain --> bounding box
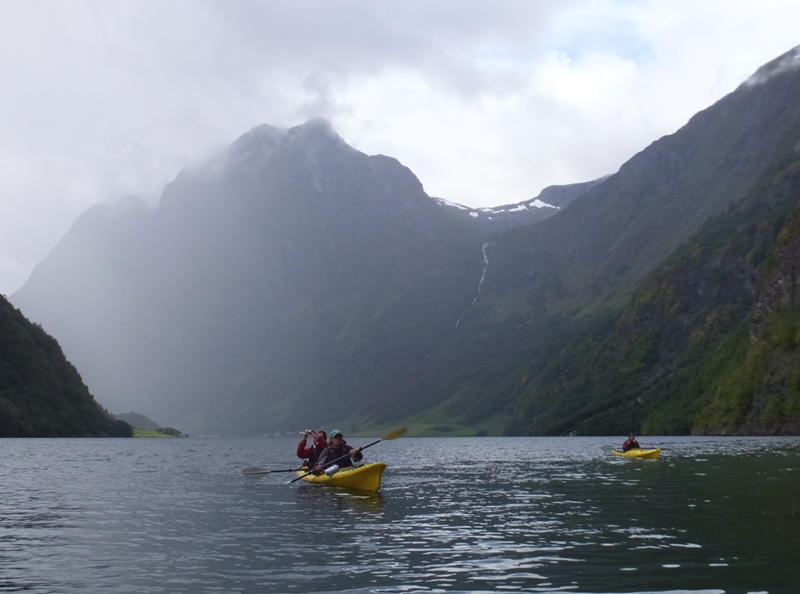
[11,45,800,436]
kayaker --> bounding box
[314,429,363,473]
[622,433,641,452]
[297,429,328,468]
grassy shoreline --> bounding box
[133,428,178,438]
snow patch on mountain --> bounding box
[435,197,558,218]
[436,198,470,211]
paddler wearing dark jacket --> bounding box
[314,429,363,472]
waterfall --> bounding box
[456,242,489,328]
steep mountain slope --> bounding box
[507,126,800,436]
[11,47,800,437]
[486,49,800,316]
[0,294,131,436]
[13,119,485,434]
[354,45,800,435]
[691,150,800,435]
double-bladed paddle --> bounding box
[289,425,408,484]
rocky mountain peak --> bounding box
[192,117,348,182]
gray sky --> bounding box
[1,0,799,296]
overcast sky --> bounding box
[1,1,799,296]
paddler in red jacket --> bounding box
[622,433,641,452]
[297,429,328,468]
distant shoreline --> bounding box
[133,428,187,438]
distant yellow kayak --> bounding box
[612,448,661,459]
[297,462,387,491]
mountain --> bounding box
[12,118,485,435]
[434,177,606,233]
[11,46,800,437]
[507,124,800,436]
[115,411,160,431]
[486,45,800,436]
[352,44,800,435]
[0,294,131,437]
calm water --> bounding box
[0,436,798,594]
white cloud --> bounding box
[1,0,800,295]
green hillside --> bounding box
[506,126,800,436]
[0,294,131,437]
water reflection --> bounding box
[295,485,385,514]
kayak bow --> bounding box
[612,448,661,459]
[296,462,387,491]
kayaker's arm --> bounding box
[313,447,332,473]
[297,434,312,460]
[314,446,361,472]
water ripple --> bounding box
[0,436,798,592]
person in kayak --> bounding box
[622,433,641,452]
[314,429,363,473]
[297,429,328,468]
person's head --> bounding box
[629,433,635,439]
[317,430,327,441]
[330,429,343,443]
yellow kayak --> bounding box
[612,448,661,459]
[297,462,387,491]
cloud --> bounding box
[1,0,800,295]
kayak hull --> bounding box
[612,448,661,459]
[298,462,387,491]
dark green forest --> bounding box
[0,294,131,437]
